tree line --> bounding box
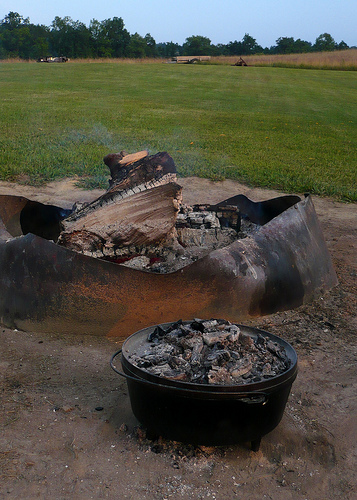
[0,11,351,60]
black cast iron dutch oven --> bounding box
[110,322,298,451]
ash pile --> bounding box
[129,319,291,385]
[57,151,260,273]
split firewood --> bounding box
[64,151,178,224]
[58,182,182,252]
[57,150,182,253]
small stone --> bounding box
[95,406,104,411]
[62,406,74,413]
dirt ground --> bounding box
[0,177,356,500]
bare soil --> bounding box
[0,178,356,500]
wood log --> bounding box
[58,182,182,252]
[66,151,178,224]
[57,151,182,255]
[104,150,177,191]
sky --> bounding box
[0,0,356,48]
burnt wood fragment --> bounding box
[104,151,177,191]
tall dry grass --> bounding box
[211,49,357,70]
[0,57,36,63]
[2,50,357,70]
[71,57,162,64]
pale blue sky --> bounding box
[0,0,355,48]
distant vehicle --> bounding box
[171,56,211,64]
[37,56,69,63]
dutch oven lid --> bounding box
[121,321,298,393]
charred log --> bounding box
[104,150,177,191]
[58,182,182,252]
[57,151,182,253]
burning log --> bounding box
[104,150,176,191]
[58,151,182,253]
[58,182,182,251]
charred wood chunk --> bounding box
[58,183,182,252]
[203,348,231,367]
[104,151,177,191]
[238,332,255,349]
[208,367,231,384]
[203,330,231,346]
[230,357,253,379]
[148,325,167,343]
[63,151,178,227]
[191,320,205,333]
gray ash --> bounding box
[129,319,291,385]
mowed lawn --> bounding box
[0,62,356,200]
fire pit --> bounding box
[110,320,298,449]
[0,151,337,339]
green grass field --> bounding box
[0,62,356,200]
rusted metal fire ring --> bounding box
[0,193,337,340]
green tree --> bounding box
[50,16,74,56]
[28,24,50,58]
[156,41,182,58]
[183,35,212,55]
[50,16,93,57]
[127,32,147,58]
[337,40,349,50]
[314,33,336,52]
[144,33,156,57]
[275,37,295,54]
[0,12,30,58]
[100,17,130,57]
[294,38,312,53]
[241,33,261,54]
[226,40,243,55]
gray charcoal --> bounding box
[203,330,231,346]
[147,363,187,380]
[261,363,276,378]
[202,319,218,330]
[180,334,204,350]
[191,343,204,365]
[203,349,231,367]
[169,355,191,372]
[230,357,253,379]
[148,324,167,342]
[131,320,291,385]
[208,367,231,385]
[238,332,255,349]
[191,320,205,332]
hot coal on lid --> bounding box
[128,319,291,385]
